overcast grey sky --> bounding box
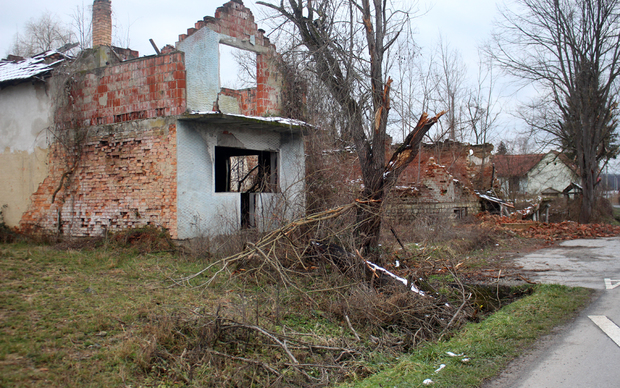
[1,0,500,67]
[1,0,518,138]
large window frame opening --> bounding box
[214,146,278,193]
[219,43,257,90]
[215,146,279,229]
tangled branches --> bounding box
[160,202,477,386]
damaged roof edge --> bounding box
[0,50,69,85]
[179,111,310,133]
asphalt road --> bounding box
[484,237,620,388]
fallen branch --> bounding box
[204,348,281,376]
[227,323,299,364]
[345,315,361,341]
[518,274,538,284]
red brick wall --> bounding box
[220,87,257,115]
[55,52,186,129]
[20,120,178,238]
[256,53,280,116]
[179,1,272,48]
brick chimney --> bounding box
[92,0,112,46]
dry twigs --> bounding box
[162,202,482,386]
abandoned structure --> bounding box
[0,0,306,239]
[383,141,494,220]
[386,157,481,220]
[492,151,579,198]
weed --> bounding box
[340,284,593,387]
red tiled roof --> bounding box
[491,154,545,178]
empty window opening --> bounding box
[215,146,278,193]
[219,44,257,89]
[453,207,468,219]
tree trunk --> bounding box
[579,155,597,223]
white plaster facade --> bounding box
[0,81,51,226]
[497,152,578,195]
[526,152,578,194]
[176,115,305,239]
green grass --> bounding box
[0,243,209,387]
[339,284,593,387]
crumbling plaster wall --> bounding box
[176,120,304,239]
[0,81,51,227]
[19,50,186,237]
[176,28,221,113]
[20,117,178,237]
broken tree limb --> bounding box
[383,111,447,184]
[228,323,299,364]
[345,315,361,341]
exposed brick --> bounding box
[18,121,179,238]
[55,52,187,129]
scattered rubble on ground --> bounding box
[476,213,620,241]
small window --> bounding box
[454,207,467,219]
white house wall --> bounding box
[527,153,577,194]
[0,82,50,226]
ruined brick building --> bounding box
[0,0,306,239]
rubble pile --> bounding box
[477,213,620,241]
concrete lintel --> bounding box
[219,36,269,54]
[179,112,308,134]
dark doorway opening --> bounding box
[215,146,278,228]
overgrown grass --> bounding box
[0,225,591,387]
[340,284,593,387]
[0,243,209,387]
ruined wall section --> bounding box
[176,0,282,116]
[176,120,304,238]
[387,158,480,221]
[55,51,186,129]
[0,81,50,227]
[20,118,178,238]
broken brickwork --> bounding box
[313,140,490,220]
[9,1,304,238]
[176,0,282,115]
[20,118,178,237]
[220,87,257,115]
[397,140,494,190]
[386,158,480,221]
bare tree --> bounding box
[71,2,92,51]
[10,11,75,57]
[466,55,500,146]
[489,0,620,223]
[435,38,467,141]
[258,0,443,257]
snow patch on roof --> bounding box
[0,51,66,84]
[189,110,309,127]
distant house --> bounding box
[492,151,579,197]
[0,0,306,239]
